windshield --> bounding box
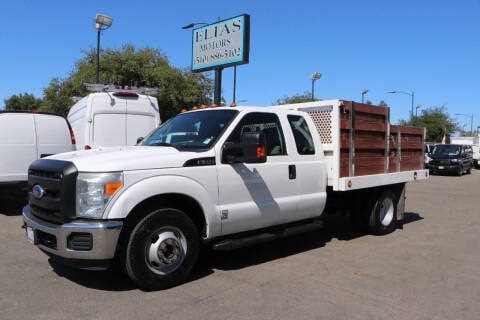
[140,109,238,150]
[431,144,461,157]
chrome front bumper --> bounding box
[22,206,123,269]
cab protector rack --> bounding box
[83,83,159,96]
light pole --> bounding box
[388,90,415,120]
[311,72,322,100]
[416,104,422,118]
[94,14,113,83]
[455,113,474,135]
[361,89,368,103]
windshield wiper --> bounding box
[148,142,179,150]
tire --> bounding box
[466,165,472,174]
[368,190,397,235]
[457,165,463,176]
[125,208,200,290]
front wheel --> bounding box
[368,191,398,235]
[457,165,463,176]
[125,208,200,290]
[466,166,472,174]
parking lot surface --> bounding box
[1,171,479,320]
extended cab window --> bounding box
[227,112,286,156]
[287,115,315,155]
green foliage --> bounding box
[378,100,388,107]
[410,106,459,143]
[274,92,314,105]
[365,100,387,106]
[4,93,42,111]
[39,44,213,119]
[40,78,85,115]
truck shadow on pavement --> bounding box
[195,212,423,272]
[0,196,27,216]
[48,212,423,291]
[48,260,137,291]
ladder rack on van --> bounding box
[83,83,159,96]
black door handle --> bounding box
[289,165,296,180]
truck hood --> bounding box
[48,146,207,172]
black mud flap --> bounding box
[396,184,406,230]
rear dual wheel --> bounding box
[352,190,398,235]
[368,191,398,235]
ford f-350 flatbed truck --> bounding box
[22,100,428,290]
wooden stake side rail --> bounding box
[272,99,427,189]
[339,101,424,178]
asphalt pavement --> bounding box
[1,171,479,320]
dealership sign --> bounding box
[191,14,250,72]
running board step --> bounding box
[212,219,323,251]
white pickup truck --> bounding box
[22,100,428,290]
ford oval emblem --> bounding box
[32,184,45,200]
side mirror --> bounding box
[222,132,267,164]
[136,137,144,144]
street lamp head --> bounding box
[362,89,369,95]
[311,72,322,80]
[182,22,209,29]
[95,14,113,31]
[387,90,396,94]
[182,23,195,29]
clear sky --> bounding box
[1,0,479,128]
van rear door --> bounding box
[91,94,127,147]
[0,113,36,182]
[34,114,75,158]
[125,95,160,145]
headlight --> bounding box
[76,172,123,219]
[450,158,459,163]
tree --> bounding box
[409,106,459,143]
[40,44,213,119]
[274,92,314,105]
[41,78,80,116]
[4,93,42,111]
[365,100,387,106]
[378,100,388,107]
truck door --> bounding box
[286,114,327,218]
[217,112,298,235]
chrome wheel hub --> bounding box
[146,228,187,275]
[379,198,395,227]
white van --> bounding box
[450,135,480,168]
[0,111,76,192]
[67,91,161,150]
